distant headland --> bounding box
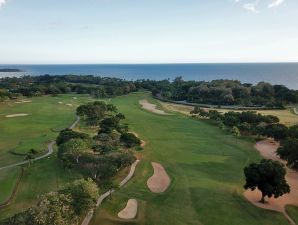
[0,68,22,72]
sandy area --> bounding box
[117,199,138,219]
[66,104,73,107]
[139,99,168,115]
[14,100,32,104]
[147,162,170,193]
[244,139,298,224]
[5,113,29,118]
[58,102,63,104]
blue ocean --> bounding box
[0,63,298,89]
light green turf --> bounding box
[90,92,289,225]
[0,94,92,219]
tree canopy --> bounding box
[244,159,290,203]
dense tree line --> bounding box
[1,179,99,225]
[1,75,297,108]
[0,75,137,100]
[136,77,298,107]
[57,101,140,182]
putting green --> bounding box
[90,92,289,225]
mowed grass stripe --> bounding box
[91,92,289,225]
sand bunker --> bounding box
[117,199,138,219]
[5,113,29,118]
[147,162,170,193]
[139,99,168,115]
[66,104,73,107]
[14,100,32,104]
[58,102,63,104]
[244,139,298,224]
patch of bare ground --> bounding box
[244,139,298,225]
[117,199,138,219]
[147,162,170,193]
[139,99,169,115]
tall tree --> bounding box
[244,159,290,203]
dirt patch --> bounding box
[244,139,298,225]
[117,199,138,219]
[139,99,168,115]
[5,113,29,118]
[147,162,170,193]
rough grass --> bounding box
[90,92,289,225]
[161,102,298,126]
[286,206,298,224]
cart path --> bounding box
[0,116,80,171]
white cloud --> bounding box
[234,0,286,12]
[268,0,285,8]
[243,2,259,13]
[0,0,6,8]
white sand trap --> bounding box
[14,100,32,104]
[118,199,138,219]
[147,162,170,193]
[58,102,63,104]
[66,104,73,107]
[139,99,168,115]
[244,139,298,224]
[5,113,29,118]
[73,97,77,99]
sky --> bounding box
[0,0,297,64]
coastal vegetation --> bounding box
[1,75,298,109]
[137,77,298,108]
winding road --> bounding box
[0,116,80,171]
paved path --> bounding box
[81,160,140,225]
[0,116,80,171]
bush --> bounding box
[120,133,141,148]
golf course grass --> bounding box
[0,94,91,220]
[89,92,290,225]
[0,92,295,224]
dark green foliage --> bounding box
[0,75,137,101]
[244,159,290,203]
[262,124,288,141]
[56,129,90,146]
[99,115,124,134]
[120,132,141,147]
[277,138,298,170]
[57,138,89,164]
[138,78,298,107]
[62,178,99,215]
[288,125,298,139]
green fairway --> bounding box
[0,167,20,204]
[0,94,91,219]
[90,92,289,225]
